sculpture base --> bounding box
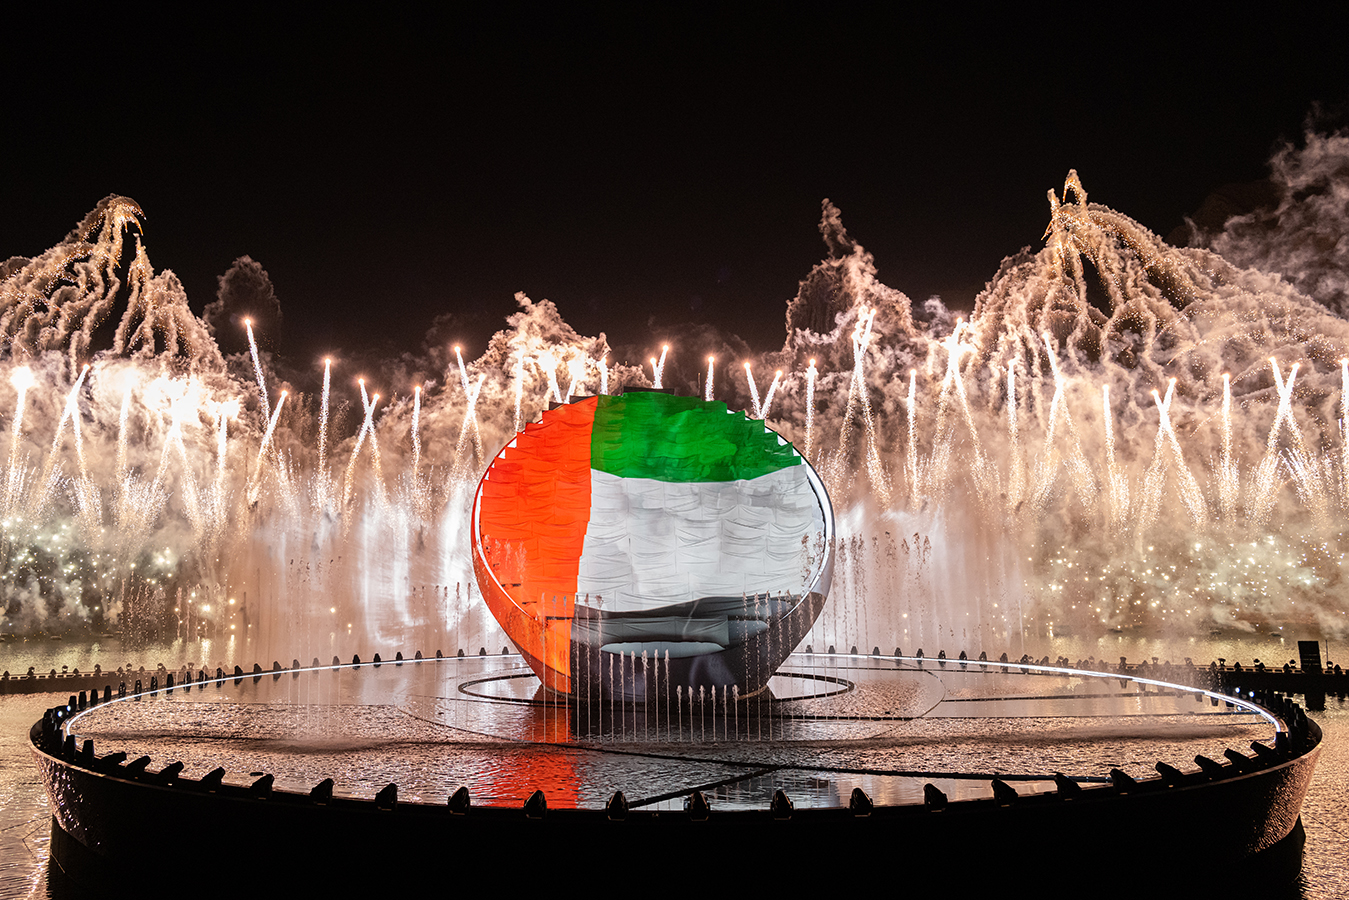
[32,654,1322,892]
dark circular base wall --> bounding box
[31,654,1323,892]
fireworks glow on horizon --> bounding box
[3,133,1349,658]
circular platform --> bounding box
[33,652,1321,892]
[57,652,1285,809]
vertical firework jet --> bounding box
[1,163,1349,654]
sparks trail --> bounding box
[1,167,1348,647]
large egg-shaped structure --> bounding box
[472,389,834,701]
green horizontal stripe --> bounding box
[589,392,801,482]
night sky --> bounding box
[3,8,1347,370]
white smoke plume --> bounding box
[204,256,283,356]
[1190,129,1349,319]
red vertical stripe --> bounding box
[474,396,596,691]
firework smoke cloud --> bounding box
[2,136,1348,655]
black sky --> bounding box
[3,7,1348,370]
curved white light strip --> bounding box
[810,652,1283,731]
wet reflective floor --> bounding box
[64,653,1271,812]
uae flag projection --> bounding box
[472,390,835,700]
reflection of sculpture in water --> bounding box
[1,157,1349,659]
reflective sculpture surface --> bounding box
[473,390,834,698]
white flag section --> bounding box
[577,466,827,613]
